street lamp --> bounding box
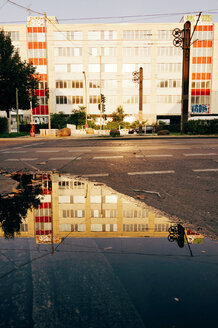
[82,71,88,128]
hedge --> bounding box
[184,119,218,135]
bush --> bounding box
[0,117,8,133]
[184,119,218,135]
[110,129,120,137]
[155,124,180,133]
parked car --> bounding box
[128,125,154,134]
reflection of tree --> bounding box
[0,173,42,239]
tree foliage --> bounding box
[68,107,86,127]
[0,30,39,117]
[112,106,126,122]
[51,112,67,129]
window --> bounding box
[157,79,182,88]
[104,64,117,72]
[103,80,117,88]
[6,31,19,41]
[123,64,135,73]
[103,47,117,56]
[157,95,181,103]
[157,63,182,73]
[29,49,46,57]
[157,47,182,56]
[55,64,67,73]
[89,95,100,104]
[88,31,101,40]
[158,30,173,40]
[54,47,82,56]
[28,33,45,42]
[71,64,83,72]
[36,65,47,74]
[56,96,83,105]
[89,64,100,72]
[123,47,150,57]
[54,31,67,41]
[54,31,82,40]
[20,223,28,232]
[104,30,117,40]
[123,30,152,40]
[89,80,100,88]
[89,47,98,56]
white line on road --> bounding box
[68,149,91,152]
[144,154,173,157]
[36,150,60,153]
[93,156,123,159]
[2,151,27,153]
[82,173,109,177]
[192,168,218,172]
[5,158,38,161]
[135,155,144,158]
[48,157,77,160]
[184,153,217,156]
[128,170,175,175]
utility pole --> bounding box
[173,13,201,134]
[99,55,102,130]
[139,67,143,133]
[132,67,143,133]
[173,22,191,134]
[181,21,191,133]
[44,12,51,129]
[82,71,88,128]
[16,88,19,133]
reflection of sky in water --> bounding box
[0,173,217,327]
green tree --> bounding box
[67,107,86,127]
[51,112,67,129]
[112,106,125,122]
[0,30,39,118]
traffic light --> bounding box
[172,28,183,48]
[101,94,106,112]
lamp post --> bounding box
[82,71,88,128]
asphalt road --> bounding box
[0,136,217,238]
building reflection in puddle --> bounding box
[0,172,204,246]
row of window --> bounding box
[55,63,183,74]
[59,223,117,232]
[54,47,152,57]
[191,96,210,104]
[191,81,210,89]
[54,30,153,41]
[157,79,182,88]
[55,79,152,89]
[56,95,152,105]
[53,46,213,58]
[56,96,83,104]
[61,209,149,218]
[157,95,181,104]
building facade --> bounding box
[1,14,218,124]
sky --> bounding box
[0,0,218,24]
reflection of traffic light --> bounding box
[104,114,107,120]
[45,88,49,98]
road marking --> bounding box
[82,173,109,177]
[36,150,59,153]
[145,154,173,157]
[128,170,175,175]
[68,149,91,152]
[135,155,144,158]
[193,169,218,172]
[169,147,190,149]
[184,153,217,156]
[93,156,123,159]
[5,158,38,161]
[48,157,77,160]
[2,151,27,154]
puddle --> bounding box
[0,172,217,327]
